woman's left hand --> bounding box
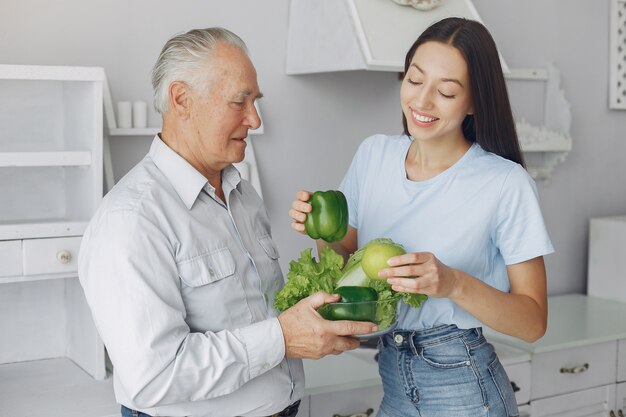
[378,252,459,298]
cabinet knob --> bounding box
[559,363,588,374]
[333,408,373,417]
[56,250,72,264]
[510,381,521,392]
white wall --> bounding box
[2,0,624,295]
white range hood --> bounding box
[286,0,509,74]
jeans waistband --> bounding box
[382,324,482,349]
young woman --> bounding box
[289,18,553,417]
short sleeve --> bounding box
[339,139,370,229]
[493,164,554,265]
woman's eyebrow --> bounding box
[411,63,464,88]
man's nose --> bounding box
[245,103,262,130]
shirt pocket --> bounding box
[256,234,283,311]
[177,247,252,331]
[257,234,280,260]
[178,247,235,286]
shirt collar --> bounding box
[149,135,242,209]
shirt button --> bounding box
[394,334,404,344]
[208,268,215,277]
[262,363,271,370]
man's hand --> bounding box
[277,291,379,359]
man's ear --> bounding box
[168,81,191,119]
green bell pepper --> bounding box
[304,190,349,243]
[318,286,378,322]
[334,286,378,303]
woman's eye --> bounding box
[407,78,422,85]
[439,92,455,99]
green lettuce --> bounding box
[274,246,344,311]
[274,239,427,330]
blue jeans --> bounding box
[376,325,518,417]
[120,405,151,417]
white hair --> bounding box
[151,27,248,113]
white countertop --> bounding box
[484,293,626,354]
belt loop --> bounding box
[409,330,419,356]
[132,410,138,417]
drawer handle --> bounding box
[333,409,373,417]
[56,250,72,264]
[510,381,521,392]
[559,363,589,374]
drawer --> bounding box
[517,404,530,417]
[617,339,626,382]
[309,385,383,417]
[529,384,616,417]
[0,240,22,277]
[530,341,617,400]
[503,361,531,406]
[22,236,82,276]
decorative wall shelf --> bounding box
[610,0,626,109]
[511,64,573,181]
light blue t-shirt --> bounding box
[340,134,554,330]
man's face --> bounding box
[186,42,262,172]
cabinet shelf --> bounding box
[0,219,87,240]
[0,358,117,417]
[108,125,263,136]
[109,127,160,136]
[0,64,106,413]
[0,151,92,167]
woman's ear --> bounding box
[168,81,191,119]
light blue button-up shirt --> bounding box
[78,136,304,417]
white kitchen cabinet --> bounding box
[309,385,383,417]
[530,341,617,400]
[486,295,626,417]
[0,64,115,417]
[616,383,626,417]
[530,384,616,417]
[619,339,626,383]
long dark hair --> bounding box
[402,18,524,167]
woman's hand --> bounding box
[288,190,311,235]
[378,252,459,298]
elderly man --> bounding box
[78,28,377,417]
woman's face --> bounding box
[400,41,474,144]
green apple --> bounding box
[361,242,406,280]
